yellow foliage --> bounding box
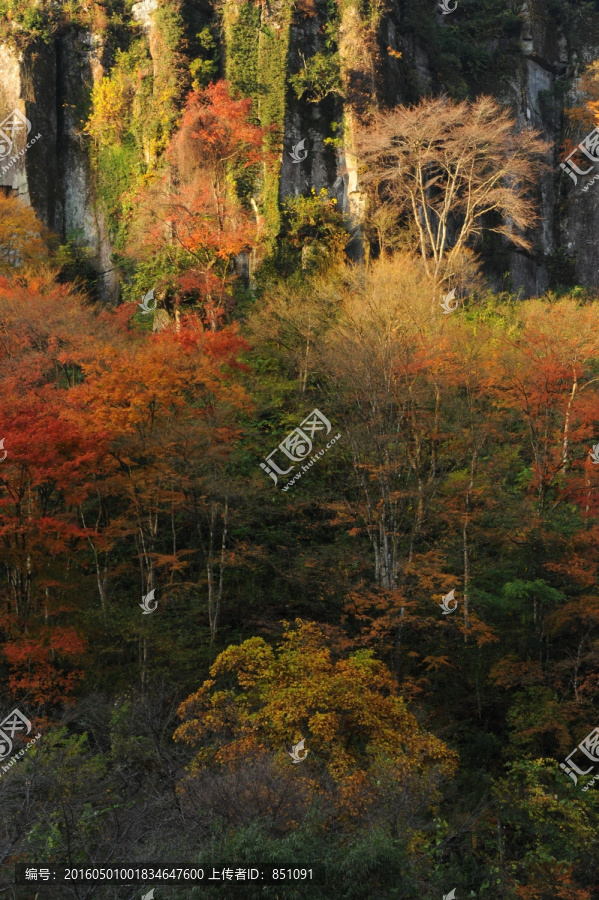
[85,76,130,145]
[0,195,49,275]
[175,620,458,819]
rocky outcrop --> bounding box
[0,30,119,301]
[0,42,56,214]
[56,29,119,302]
[4,0,599,297]
[369,0,599,293]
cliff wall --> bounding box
[1,0,598,296]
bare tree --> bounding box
[357,95,549,281]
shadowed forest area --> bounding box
[2,0,599,898]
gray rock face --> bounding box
[280,17,343,207]
[278,1,599,293]
[405,0,599,294]
[56,30,119,302]
[3,0,599,298]
[496,2,591,295]
[0,42,56,214]
[0,30,118,301]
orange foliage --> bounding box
[130,81,272,327]
[0,196,49,276]
[0,273,251,704]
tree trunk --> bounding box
[337,0,372,253]
[562,371,578,475]
[140,634,148,699]
[207,498,228,643]
[462,449,477,643]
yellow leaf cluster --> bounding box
[175,620,458,818]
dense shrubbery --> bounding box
[2,198,599,894]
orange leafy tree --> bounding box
[0,195,49,276]
[130,80,271,328]
[0,275,111,703]
[0,268,253,704]
[71,318,252,654]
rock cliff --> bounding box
[1,0,599,297]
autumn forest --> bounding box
[2,0,599,898]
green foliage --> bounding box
[400,0,524,100]
[0,0,60,46]
[55,230,101,295]
[492,759,599,895]
[501,579,566,618]
[256,12,293,241]
[190,27,219,90]
[289,17,341,103]
[323,119,343,149]
[281,188,349,273]
[0,0,136,47]
[289,50,343,103]
[222,0,292,241]
[188,819,417,898]
[223,1,261,101]
[85,2,186,249]
[95,139,144,249]
[149,1,188,153]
